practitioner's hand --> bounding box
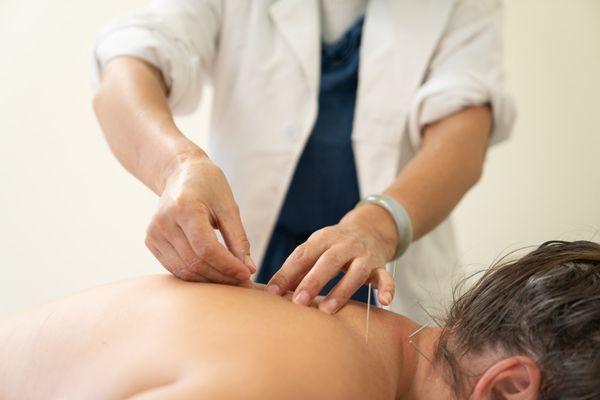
[266,204,398,313]
[145,153,256,284]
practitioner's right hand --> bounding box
[144,152,256,284]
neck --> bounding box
[401,327,455,400]
[364,309,453,400]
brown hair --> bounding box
[436,240,600,399]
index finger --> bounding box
[178,210,252,280]
[292,247,354,307]
[266,236,330,296]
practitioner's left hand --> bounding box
[265,204,398,314]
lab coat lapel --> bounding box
[353,0,454,196]
[269,0,320,95]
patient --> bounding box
[1,241,598,399]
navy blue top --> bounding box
[258,17,372,303]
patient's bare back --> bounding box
[0,275,396,400]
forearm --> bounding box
[93,56,205,195]
[344,106,492,254]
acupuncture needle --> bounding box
[365,261,397,343]
[365,282,372,343]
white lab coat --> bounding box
[93,0,515,323]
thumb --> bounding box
[217,205,256,274]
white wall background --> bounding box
[1,0,599,314]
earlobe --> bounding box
[471,356,541,400]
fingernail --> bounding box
[293,290,310,306]
[244,255,257,273]
[381,291,392,305]
[266,284,281,295]
[319,298,339,314]
[236,271,250,281]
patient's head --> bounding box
[436,240,600,400]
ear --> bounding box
[471,356,541,400]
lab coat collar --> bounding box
[268,0,455,197]
[268,0,455,138]
[269,0,321,95]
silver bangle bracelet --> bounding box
[356,194,413,261]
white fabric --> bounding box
[92,0,515,324]
[320,0,367,43]
[408,1,515,148]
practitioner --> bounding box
[93,0,515,319]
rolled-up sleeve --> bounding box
[92,0,222,114]
[409,0,515,148]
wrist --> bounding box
[341,204,398,261]
[157,139,209,194]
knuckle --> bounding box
[354,239,367,253]
[177,269,198,282]
[341,233,358,245]
[362,250,375,261]
[344,232,365,248]
[203,161,222,175]
[167,257,184,269]
[196,243,211,260]
[236,236,251,253]
[333,287,352,302]
[290,244,308,263]
[353,263,371,280]
[324,250,343,265]
[221,201,240,216]
[173,198,190,218]
[152,214,169,232]
[339,239,357,252]
[301,275,322,292]
[197,202,212,215]
[310,228,328,242]
[187,257,204,270]
[189,202,211,219]
[180,204,209,224]
[145,225,162,243]
[195,243,214,260]
[188,232,208,251]
[270,271,291,289]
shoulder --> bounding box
[185,354,388,400]
[182,305,393,400]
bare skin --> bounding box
[0,276,450,400]
[94,56,491,311]
[270,105,492,312]
[93,57,256,286]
